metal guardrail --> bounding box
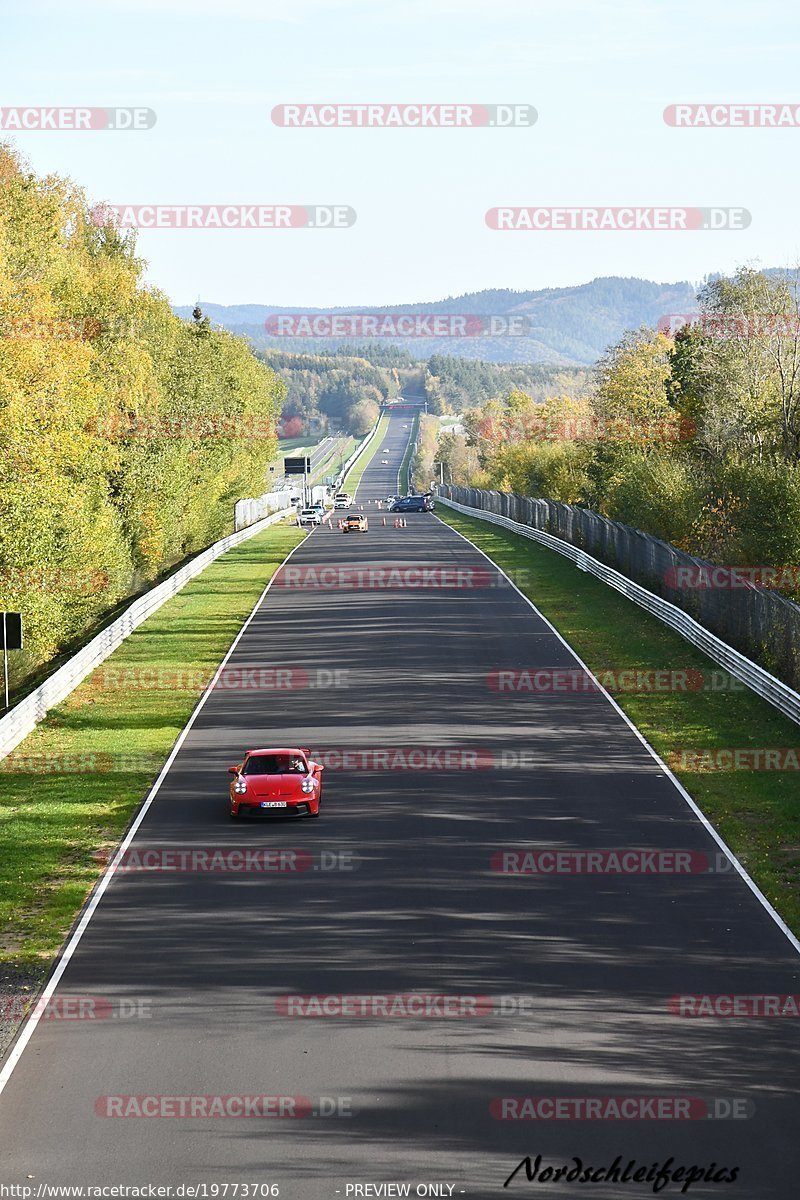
[0,506,295,761]
[438,494,800,728]
[340,413,383,488]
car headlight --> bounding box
[234,778,247,794]
[301,777,315,793]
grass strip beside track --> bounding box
[438,506,800,938]
[0,521,305,971]
[399,412,419,495]
[344,414,391,498]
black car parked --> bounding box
[390,495,434,513]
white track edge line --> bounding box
[437,511,800,958]
[0,532,310,1096]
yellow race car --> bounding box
[342,514,368,532]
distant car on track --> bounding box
[229,748,323,819]
[342,514,368,532]
[297,508,321,526]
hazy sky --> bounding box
[3,0,799,306]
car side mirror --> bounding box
[228,766,238,775]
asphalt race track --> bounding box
[1,406,798,1198]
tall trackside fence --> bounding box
[234,490,293,532]
[438,485,800,724]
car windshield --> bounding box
[243,754,307,775]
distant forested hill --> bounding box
[174,276,702,366]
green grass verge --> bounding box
[438,505,800,937]
[277,437,312,454]
[0,520,304,969]
[399,413,419,495]
[344,414,391,498]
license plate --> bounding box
[260,801,287,808]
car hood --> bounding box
[240,773,306,798]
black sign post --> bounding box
[284,456,312,506]
[283,456,311,475]
[1,612,22,712]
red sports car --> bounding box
[228,747,324,819]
